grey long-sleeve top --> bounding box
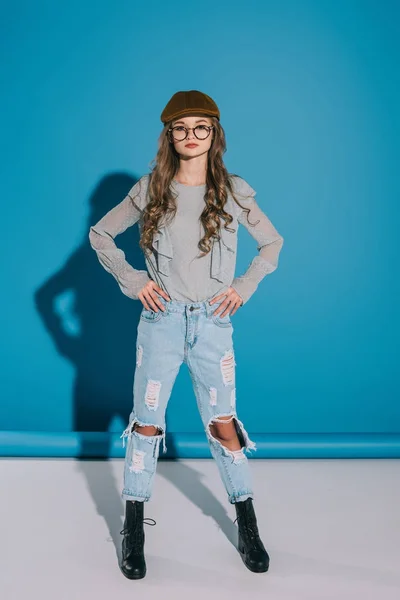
[88,174,284,305]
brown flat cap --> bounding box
[160,90,220,124]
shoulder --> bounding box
[227,175,257,219]
[228,174,256,199]
[127,174,151,210]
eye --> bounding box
[174,126,185,131]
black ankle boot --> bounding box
[119,500,156,579]
[234,498,270,573]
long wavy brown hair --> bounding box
[135,115,258,259]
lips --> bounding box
[185,144,198,148]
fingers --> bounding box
[154,285,171,302]
[229,299,242,316]
[138,290,152,311]
[209,292,227,305]
[138,282,170,312]
[213,288,243,317]
[147,292,165,312]
[218,298,241,318]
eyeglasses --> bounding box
[168,125,214,142]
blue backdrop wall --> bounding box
[1,0,399,457]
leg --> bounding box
[121,306,184,502]
[186,305,269,573]
[209,415,242,451]
[186,309,256,504]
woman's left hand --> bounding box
[210,287,243,317]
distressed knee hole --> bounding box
[145,379,161,411]
[209,415,237,442]
[206,414,257,461]
[120,418,168,454]
[220,349,235,386]
[134,424,161,436]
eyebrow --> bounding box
[173,119,209,125]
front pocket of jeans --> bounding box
[140,307,163,323]
[211,310,232,328]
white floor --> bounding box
[1,458,399,600]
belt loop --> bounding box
[205,298,212,318]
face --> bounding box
[169,114,214,158]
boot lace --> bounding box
[233,516,262,550]
[120,518,157,555]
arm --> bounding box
[231,184,284,305]
[88,178,151,300]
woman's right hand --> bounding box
[138,280,170,312]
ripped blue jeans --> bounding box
[120,295,257,504]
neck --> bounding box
[175,156,208,186]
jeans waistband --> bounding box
[158,295,222,317]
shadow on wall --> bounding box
[33,172,177,459]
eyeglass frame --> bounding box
[167,124,215,142]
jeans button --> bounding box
[189,306,194,311]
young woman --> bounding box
[89,90,284,579]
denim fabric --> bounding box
[120,295,257,504]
